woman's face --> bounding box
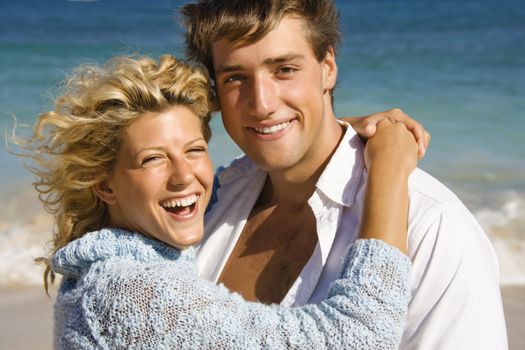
[99,105,214,249]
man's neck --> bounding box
[261,116,344,208]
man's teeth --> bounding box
[253,121,290,134]
[161,194,198,208]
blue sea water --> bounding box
[0,0,524,286]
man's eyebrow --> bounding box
[215,64,243,74]
[215,53,305,74]
[263,53,305,65]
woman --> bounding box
[17,55,418,349]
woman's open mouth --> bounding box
[160,194,199,217]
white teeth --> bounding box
[253,121,290,134]
[161,194,198,208]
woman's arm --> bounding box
[77,239,410,350]
[62,121,418,349]
[360,119,419,253]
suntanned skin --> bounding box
[214,17,342,303]
[214,17,417,304]
[218,136,343,303]
[218,123,416,303]
[218,180,318,303]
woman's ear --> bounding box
[94,179,117,205]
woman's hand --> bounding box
[364,119,419,177]
[359,119,419,254]
[340,108,430,159]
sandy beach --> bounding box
[0,285,523,349]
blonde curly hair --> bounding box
[15,55,215,292]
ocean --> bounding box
[1,0,524,287]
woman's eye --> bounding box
[142,155,162,164]
[188,147,207,155]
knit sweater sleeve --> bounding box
[69,239,410,350]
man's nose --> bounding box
[168,158,195,189]
[247,74,278,119]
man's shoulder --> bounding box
[407,168,475,224]
[406,168,496,265]
[205,155,267,222]
[215,154,264,186]
[401,169,505,350]
[406,168,489,247]
[409,168,463,206]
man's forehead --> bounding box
[210,17,314,70]
[214,53,305,74]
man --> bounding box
[182,1,507,348]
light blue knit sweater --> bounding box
[52,228,411,349]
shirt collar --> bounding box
[216,121,365,207]
[315,121,365,207]
[217,154,263,187]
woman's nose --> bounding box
[168,158,195,189]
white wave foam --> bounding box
[1,191,524,287]
[0,219,52,287]
[490,238,525,286]
[474,191,525,285]
[475,195,521,229]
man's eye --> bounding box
[224,74,244,84]
[277,66,296,75]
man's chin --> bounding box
[251,155,299,173]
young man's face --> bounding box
[212,16,337,173]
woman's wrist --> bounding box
[367,156,414,180]
[360,165,410,254]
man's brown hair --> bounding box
[180,0,342,80]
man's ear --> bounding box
[322,47,337,92]
[94,179,117,205]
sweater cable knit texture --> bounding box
[52,228,411,349]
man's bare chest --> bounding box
[217,205,318,304]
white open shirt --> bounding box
[196,124,508,349]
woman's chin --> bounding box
[166,230,203,250]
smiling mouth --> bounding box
[160,194,199,216]
[252,121,290,135]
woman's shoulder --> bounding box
[51,228,194,279]
[53,230,201,349]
